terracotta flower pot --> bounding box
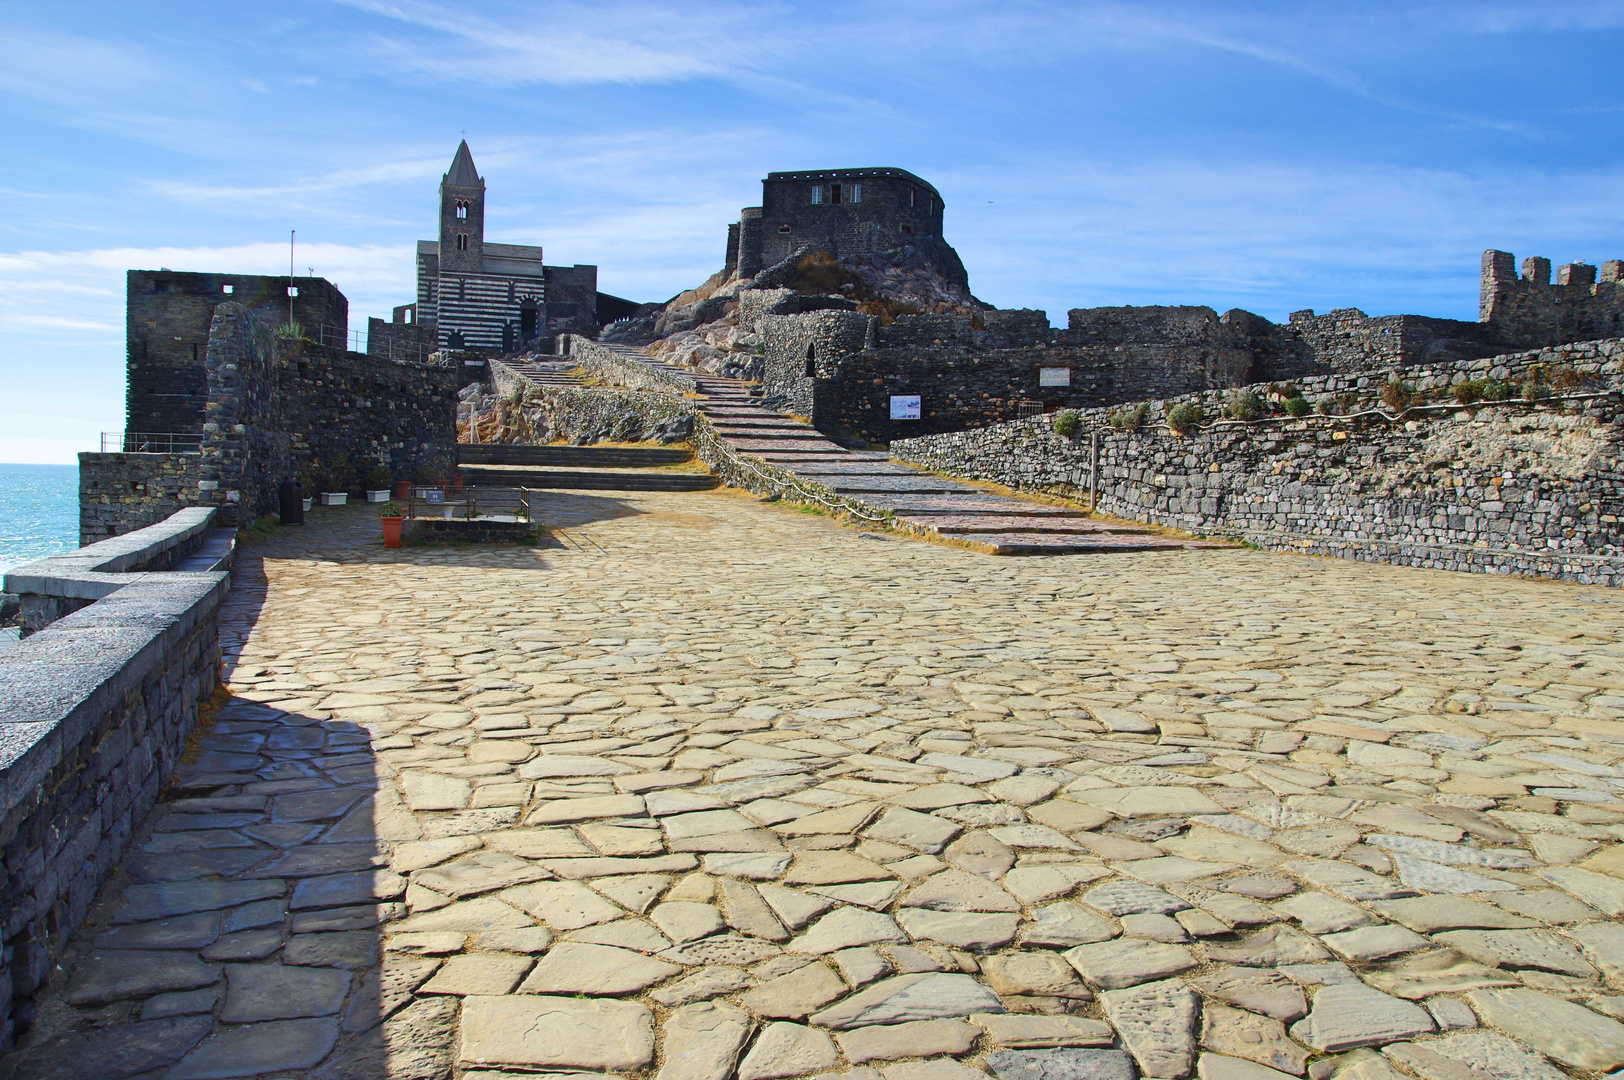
[381,516,404,548]
[393,480,411,499]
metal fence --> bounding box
[407,486,534,522]
[101,432,204,454]
[309,324,436,364]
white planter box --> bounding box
[320,492,348,506]
[366,490,390,502]
[301,498,313,512]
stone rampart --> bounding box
[1481,249,1624,348]
[0,510,231,1047]
[892,342,1624,586]
[79,453,206,546]
[86,304,462,541]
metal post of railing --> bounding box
[1090,430,1100,513]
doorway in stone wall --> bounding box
[520,298,539,341]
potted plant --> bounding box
[297,459,318,512]
[393,470,412,501]
[380,501,405,547]
[322,455,352,506]
[413,464,443,500]
[365,464,392,503]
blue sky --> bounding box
[2,1,1622,463]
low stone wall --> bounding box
[893,395,1624,585]
[79,453,205,546]
[0,510,231,1047]
[564,336,701,394]
[400,518,539,544]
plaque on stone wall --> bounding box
[890,395,922,420]
[1039,366,1072,387]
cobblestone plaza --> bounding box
[7,492,1624,1079]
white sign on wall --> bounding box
[890,395,922,420]
[1039,367,1072,387]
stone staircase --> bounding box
[498,346,1206,554]
[619,355,1200,555]
[455,443,719,492]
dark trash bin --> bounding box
[279,478,304,525]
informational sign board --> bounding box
[890,395,922,420]
[1039,366,1072,387]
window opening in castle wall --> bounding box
[456,234,469,251]
[811,185,823,205]
[456,200,468,219]
[850,184,862,204]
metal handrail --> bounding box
[101,432,204,454]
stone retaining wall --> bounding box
[488,359,698,445]
[564,336,700,394]
[894,398,1624,584]
[893,340,1624,585]
[0,510,230,1048]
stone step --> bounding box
[898,514,1152,535]
[456,465,719,492]
[457,445,693,468]
[858,494,1087,516]
[959,532,1193,555]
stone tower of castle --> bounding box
[439,140,485,274]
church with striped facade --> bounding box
[403,141,634,354]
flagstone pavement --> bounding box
[6,489,1624,1080]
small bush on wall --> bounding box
[1051,410,1080,438]
[1166,403,1203,435]
[1381,380,1413,412]
[1225,389,1265,421]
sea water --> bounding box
[0,463,78,647]
[1,462,79,575]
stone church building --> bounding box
[372,141,638,356]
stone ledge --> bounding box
[0,571,228,821]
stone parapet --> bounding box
[0,509,230,1048]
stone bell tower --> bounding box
[439,140,485,274]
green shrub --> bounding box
[1453,379,1486,404]
[1381,380,1413,412]
[1283,396,1311,417]
[1522,375,1548,401]
[1109,402,1149,431]
[1225,389,1265,421]
[1051,410,1080,438]
[414,463,442,485]
[365,464,392,489]
[1166,403,1203,435]
[1482,380,1513,402]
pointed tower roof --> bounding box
[444,140,481,187]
